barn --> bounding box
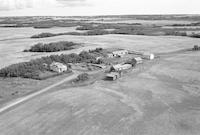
[112,64,132,71]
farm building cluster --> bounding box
[40,48,155,81]
[106,49,155,81]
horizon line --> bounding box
[0,13,200,18]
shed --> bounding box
[135,57,143,64]
[50,62,68,73]
[121,64,132,70]
[106,72,120,81]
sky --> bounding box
[0,0,200,16]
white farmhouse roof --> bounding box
[112,50,128,55]
[50,62,66,68]
[50,62,68,73]
[135,57,143,61]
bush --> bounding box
[76,73,89,82]
[26,41,78,52]
[125,58,137,67]
[84,29,110,35]
[190,33,200,38]
[165,31,187,36]
[31,33,57,38]
[193,45,200,50]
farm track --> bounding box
[0,72,79,114]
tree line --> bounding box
[0,50,99,79]
[24,41,79,52]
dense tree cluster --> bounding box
[88,48,108,57]
[75,73,89,82]
[25,41,78,52]
[84,29,110,35]
[31,33,57,38]
[165,31,187,36]
[193,45,200,50]
[31,32,80,38]
[0,51,97,79]
[190,33,200,38]
[76,23,141,31]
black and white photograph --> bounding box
[0,0,200,135]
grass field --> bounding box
[0,73,73,107]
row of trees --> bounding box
[193,45,200,51]
[30,29,191,39]
[190,33,200,38]
[31,33,57,38]
[25,41,78,52]
[0,51,97,79]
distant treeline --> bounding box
[31,32,81,38]
[0,19,82,28]
[169,22,200,27]
[24,41,79,52]
[28,22,200,39]
[76,23,141,30]
[189,33,200,38]
[0,49,103,79]
[30,28,190,39]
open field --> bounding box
[0,50,200,135]
[0,72,73,107]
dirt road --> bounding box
[0,72,79,114]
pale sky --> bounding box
[0,0,200,16]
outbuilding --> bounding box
[134,57,143,64]
[106,72,121,81]
[50,62,68,73]
[112,64,132,71]
[112,50,128,57]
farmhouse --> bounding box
[112,64,132,71]
[135,57,143,64]
[143,52,155,60]
[50,62,68,73]
[112,50,128,57]
[106,72,121,81]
